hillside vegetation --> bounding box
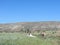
[0,22,60,45]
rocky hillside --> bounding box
[0,21,60,32]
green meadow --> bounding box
[0,32,60,45]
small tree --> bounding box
[26,28,31,35]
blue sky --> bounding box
[0,0,60,23]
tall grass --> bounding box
[0,33,59,45]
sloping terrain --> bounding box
[0,21,60,32]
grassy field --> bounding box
[0,32,60,45]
